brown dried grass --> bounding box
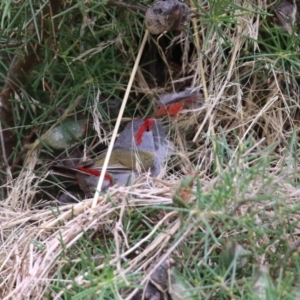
[2,0,300,298]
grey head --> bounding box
[114,119,156,152]
[113,119,169,176]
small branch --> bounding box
[92,30,149,208]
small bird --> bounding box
[156,88,203,117]
[52,118,169,195]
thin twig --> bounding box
[92,30,150,208]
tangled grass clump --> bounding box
[2,0,300,298]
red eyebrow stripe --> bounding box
[135,119,154,145]
[76,167,114,186]
[156,102,185,117]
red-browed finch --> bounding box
[53,118,169,195]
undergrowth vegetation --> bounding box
[1,0,300,299]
